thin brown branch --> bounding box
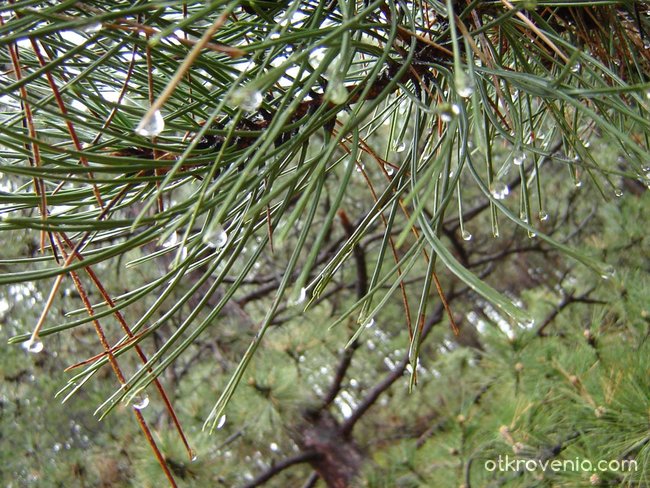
[52,233,178,487]
[241,451,321,488]
[536,287,604,336]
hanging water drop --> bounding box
[326,78,348,104]
[439,103,460,122]
[203,221,228,249]
[393,141,406,153]
[513,151,527,166]
[455,71,474,98]
[462,230,472,241]
[355,162,365,173]
[162,232,179,248]
[23,338,44,354]
[574,180,582,188]
[364,317,376,329]
[231,86,263,112]
[614,189,623,197]
[189,449,198,462]
[600,265,615,280]
[383,163,395,176]
[538,210,549,221]
[489,181,510,200]
[135,109,164,137]
[216,414,227,429]
[291,287,307,306]
[132,395,150,410]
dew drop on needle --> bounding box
[23,338,44,354]
[489,181,509,200]
[135,110,164,137]
[132,395,150,410]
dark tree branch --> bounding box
[300,472,320,488]
[535,287,605,336]
[241,451,321,488]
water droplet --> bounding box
[189,449,198,462]
[383,163,394,176]
[528,230,537,238]
[393,141,406,153]
[203,221,228,249]
[614,189,623,197]
[364,318,376,328]
[489,181,510,200]
[23,338,44,354]
[132,395,150,410]
[270,32,280,40]
[574,180,582,188]
[216,414,227,429]
[513,151,527,166]
[53,443,62,453]
[455,71,474,98]
[231,86,263,112]
[179,246,188,260]
[162,232,179,248]
[600,265,615,280]
[81,22,102,34]
[326,79,348,104]
[439,103,460,122]
[135,109,164,137]
[355,162,365,173]
[461,230,472,241]
[291,287,307,306]
[571,62,581,73]
[538,210,549,221]
[519,317,535,328]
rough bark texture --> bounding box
[292,410,364,488]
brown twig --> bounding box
[241,451,321,488]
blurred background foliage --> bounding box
[1,0,649,487]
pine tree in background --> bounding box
[0,1,648,486]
